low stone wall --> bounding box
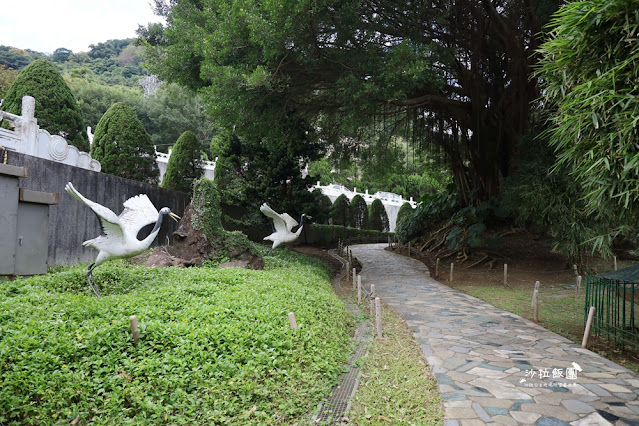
[7,151,191,266]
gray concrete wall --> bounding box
[7,152,191,266]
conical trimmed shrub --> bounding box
[2,59,88,151]
[162,131,203,193]
[92,102,159,184]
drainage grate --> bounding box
[313,250,372,424]
[314,318,371,423]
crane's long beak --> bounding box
[169,212,181,222]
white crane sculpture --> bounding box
[260,203,310,254]
[65,182,180,297]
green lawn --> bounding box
[456,284,639,373]
[0,250,353,424]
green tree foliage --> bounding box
[2,59,88,151]
[142,83,216,154]
[501,136,613,262]
[51,48,73,63]
[397,202,414,227]
[213,120,321,220]
[0,65,18,98]
[350,195,369,229]
[68,78,215,157]
[68,77,144,130]
[369,199,390,233]
[141,0,560,204]
[331,194,350,227]
[313,189,333,225]
[0,46,42,70]
[91,102,159,184]
[536,0,639,236]
[162,131,203,193]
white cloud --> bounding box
[0,0,163,53]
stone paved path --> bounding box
[350,244,639,425]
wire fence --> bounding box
[584,275,639,349]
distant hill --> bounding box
[0,39,149,88]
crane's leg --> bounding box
[86,263,101,297]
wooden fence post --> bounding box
[375,297,382,338]
[614,256,617,271]
[353,268,357,288]
[288,312,298,329]
[503,264,508,286]
[436,258,440,277]
[371,284,375,298]
[129,315,139,346]
[532,281,540,322]
[357,275,362,303]
[582,306,596,348]
[449,263,454,282]
[576,275,582,297]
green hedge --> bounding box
[304,223,392,246]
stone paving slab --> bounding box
[350,244,639,425]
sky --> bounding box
[1,0,164,54]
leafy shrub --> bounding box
[91,102,159,184]
[536,0,639,222]
[501,136,613,261]
[444,198,507,250]
[161,131,203,193]
[331,194,350,227]
[2,59,88,151]
[368,199,389,232]
[349,195,369,229]
[0,250,352,424]
[395,205,422,244]
[305,223,391,245]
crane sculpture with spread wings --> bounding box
[65,182,180,296]
[260,203,310,254]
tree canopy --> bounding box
[141,0,560,204]
[2,59,89,151]
[91,102,159,184]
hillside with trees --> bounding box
[0,40,215,158]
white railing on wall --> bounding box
[311,182,418,208]
[154,147,216,183]
[0,96,101,172]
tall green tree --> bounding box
[2,59,88,151]
[141,0,560,204]
[91,102,159,184]
[162,131,203,193]
[369,199,389,233]
[350,195,369,229]
[536,0,639,248]
[331,194,350,227]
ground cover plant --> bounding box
[347,297,444,424]
[0,249,353,424]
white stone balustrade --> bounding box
[0,96,101,172]
[311,182,418,232]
